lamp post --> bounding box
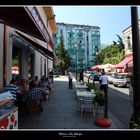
[75,46,78,81]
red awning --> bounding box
[53,53,60,65]
[0,7,54,49]
[115,56,133,69]
[128,60,133,67]
[91,65,101,70]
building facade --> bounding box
[115,20,140,72]
[53,23,100,72]
[0,6,57,90]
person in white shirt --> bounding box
[68,70,73,89]
[99,69,109,94]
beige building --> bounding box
[0,6,58,90]
[114,20,140,72]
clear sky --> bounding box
[53,6,140,45]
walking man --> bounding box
[99,69,109,118]
[99,69,108,94]
[68,70,73,89]
[79,70,84,82]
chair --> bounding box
[25,99,43,115]
[80,97,95,117]
[94,102,105,118]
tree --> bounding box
[98,43,125,65]
[116,34,125,49]
[54,36,72,75]
[113,41,117,45]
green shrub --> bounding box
[86,82,95,91]
[94,89,105,106]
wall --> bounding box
[5,27,13,85]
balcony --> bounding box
[68,32,75,34]
[67,37,75,40]
[77,37,84,40]
[77,48,84,51]
[68,42,75,45]
[77,32,84,36]
[91,34,100,37]
[78,55,84,59]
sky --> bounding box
[53,6,140,45]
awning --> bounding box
[128,59,133,67]
[15,31,54,60]
[91,65,102,70]
[0,6,54,49]
[54,53,60,65]
[115,56,133,69]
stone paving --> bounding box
[19,76,119,129]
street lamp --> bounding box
[74,45,78,81]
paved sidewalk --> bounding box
[19,76,120,129]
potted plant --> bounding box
[86,82,95,91]
[94,89,105,106]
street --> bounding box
[84,77,133,128]
[108,84,133,128]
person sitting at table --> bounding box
[19,79,29,93]
[3,78,21,107]
[34,76,39,87]
[3,78,21,97]
[38,76,50,100]
[26,80,45,113]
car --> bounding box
[53,70,61,75]
[113,73,131,88]
[106,72,116,84]
[84,71,95,78]
[89,71,102,81]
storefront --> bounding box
[0,6,57,129]
[0,6,57,88]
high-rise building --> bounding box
[53,22,100,72]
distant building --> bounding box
[53,22,100,72]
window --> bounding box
[87,36,89,41]
[95,46,99,52]
[127,36,131,50]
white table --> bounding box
[76,89,96,112]
[74,82,87,89]
[76,89,96,98]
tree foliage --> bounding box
[54,36,72,74]
[98,35,125,64]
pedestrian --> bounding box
[99,69,109,94]
[49,70,54,84]
[68,70,73,89]
[79,70,84,82]
[99,69,109,118]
